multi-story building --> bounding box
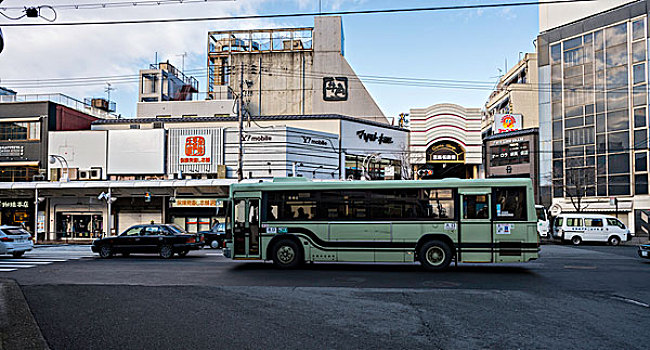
[409,104,483,180]
[207,16,387,124]
[482,53,543,204]
[139,61,199,102]
[537,0,650,232]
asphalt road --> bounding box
[5,244,650,349]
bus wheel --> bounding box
[571,236,582,246]
[419,240,452,271]
[272,239,303,269]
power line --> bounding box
[0,0,595,27]
[0,0,235,11]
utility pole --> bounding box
[237,63,244,182]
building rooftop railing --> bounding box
[208,27,314,54]
[149,62,199,91]
[0,93,118,119]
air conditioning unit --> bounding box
[90,168,102,180]
[78,170,90,180]
[66,168,78,181]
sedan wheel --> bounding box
[210,240,220,249]
[159,245,174,259]
[99,245,113,258]
[12,251,25,258]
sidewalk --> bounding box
[0,279,49,350]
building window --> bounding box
[0,167,39,182]
[0,122,41,141]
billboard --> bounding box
[493,114,522,134]
[179,135,212,165]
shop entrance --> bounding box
[56,213,103,239]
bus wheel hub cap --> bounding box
[427,247,444,265]
[278,246,295,263]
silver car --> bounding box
[0,226,34,258]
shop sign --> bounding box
[490,137,526,146]
[242,134,273,142]
[0,200,29,208]
[179,135,212,164]
[171,198,219,208]
[0,145,24,157]
[356,130,393,144]
[37,212,45,233]
[426,142,465,163]
[323,77,348,101]
[384,166,395,177]
[493,114,522,134]
[301,136,328,146]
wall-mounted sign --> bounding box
[242,134,272,142]
[0,200,30,209]
[323,77,348,101]
[356,130,393,144]
[0,145,24,157]
[171,198,220,208]
[301,136,328,146]
[426,142,465,163]
[493,114,522,134]
[179,135,212,164]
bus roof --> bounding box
[230,178,533,193]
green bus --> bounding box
[223,177,539,270]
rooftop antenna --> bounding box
[319,0,322,14]
[177,51,187,72]
[105,82,115,103]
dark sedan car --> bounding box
[639,244,650,259]
[200,223,225,249]
[91,224,204,259]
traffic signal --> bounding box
[144,192,151,203]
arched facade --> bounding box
[408,103,482,179]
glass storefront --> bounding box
[345,155,401,180]
[551,16,648,198]
[55,213,103,239]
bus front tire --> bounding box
[272,239,303,269]
[419,240,452,271]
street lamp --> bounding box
[362,153,381,181]
[49,154,70,182]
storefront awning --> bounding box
[554,200,633,213]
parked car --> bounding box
[200,223,225,249]
[91,224,204,259]
[638,244,650,259]
[552,213,631,245]
[0,225,33,258]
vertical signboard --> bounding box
[493,114,522,134]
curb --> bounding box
[0,279,50,350]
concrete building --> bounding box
[409,104,482,179]
[207,16,388,124]
[139,61,199,102]
[481,53,542,204]
[0,93,114,232]
[537,0,650,232]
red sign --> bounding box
[185,136,205,156]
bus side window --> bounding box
[464,195,489,219]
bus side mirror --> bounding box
[0,28,4,54]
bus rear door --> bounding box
[232,194,261,259]
[459,189,493,263]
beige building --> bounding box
[409,103,482,180]
[207,16,387,124]
[482,53,539,136]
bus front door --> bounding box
[232,198,261,259]
[459,192,493,263]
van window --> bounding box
[585,218,603,227]
[536,207,546,221]
[566,218,583,226]
[606,218,626,229]
[555,217,563,226]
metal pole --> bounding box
[238,62,244,182]
[34,188,38,244]
[106,188,112,237]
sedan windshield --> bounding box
[168,224,188,234]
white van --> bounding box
[552,213,631,245]
[535,205,550,238]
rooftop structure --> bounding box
[139,61,199,102]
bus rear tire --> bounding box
[272,239,303,269]
[419,240,452,271]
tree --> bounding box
[562,168,593,212]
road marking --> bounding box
[0,268,17,272]
[0,261,53,265]
[205,253,224,256]
[0,264,37,268]
[0,259,66,262]
[563,265,597,270]
[611,295,650,308]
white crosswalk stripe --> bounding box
[0,253,90,272]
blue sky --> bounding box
[0,0,540,121]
